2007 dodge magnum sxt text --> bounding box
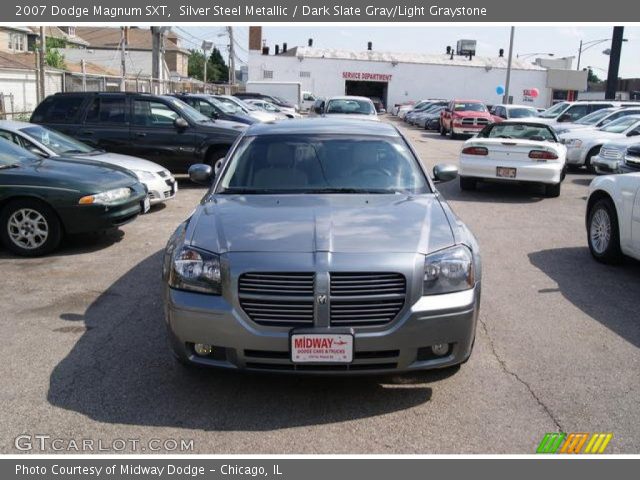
[162,119,481,374]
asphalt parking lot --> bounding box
[1,116,638,454]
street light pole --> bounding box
[503,26,515,104]
[605,27,625,100]
[577,40,583,70]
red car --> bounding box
[440,99,493,139]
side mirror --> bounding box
[174,117,189,129]
[627,130,640,137]
[557,114,571,122]
[188,164,213,185]
[433,163,459,183]
[27,146,49,157]
[313,105,323,114]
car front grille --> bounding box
[157,170,168,178]
[600,146,623,160]
[238,272,315,327]
[461,117,489,126]
[238,272,406,328]
[329,272,406,327]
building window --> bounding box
[299,71,311,78]
[263,70,274,79]
[8,33,26,52]
[67,27,76,37]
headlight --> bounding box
[567,139,583,148]
[168,246,221,295]
[423,245,474,295]
[132,170,156,181]
[78,187,131,205]
[555,129,569,135]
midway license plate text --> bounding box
[291,334,354,363]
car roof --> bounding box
[245,118,399,136]
[498,119,556,126]
[0,119,33,131]
[327,96,374,102]
[452,99,484,103]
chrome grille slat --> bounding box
[238,272,314,327]
[329,273,406,327]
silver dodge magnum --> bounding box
[163,119,481,374]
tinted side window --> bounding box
[133,100,178,126]
[32,96,85,123]
[196,100,215,117]
[85,96,127,124]
[564,104,589,120]
[589,104,612,114]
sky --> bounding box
[183,26,640,79]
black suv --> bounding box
[171,93,256,125]
[30,92,247,172]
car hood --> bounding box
[249,111,279,122]
[200,119,248,132]
[598,137,640,150]
[563,130,627,142]
[190,194,455,254]
[452,111,492,119]
[11,157,139,193]
[72,152,166,173]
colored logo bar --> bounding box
[536,433,612,454]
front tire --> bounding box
[585,149,599,174]
[587,198,622,264]
[0,198,62,257]
[439,123,447,136]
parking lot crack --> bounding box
[478,314,564,432]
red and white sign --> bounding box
[342,71,392,82]
[291,334,354,363]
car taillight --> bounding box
[462,146,488,156]
[528,150,558,161]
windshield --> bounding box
[217,134,430,194]
[479,123,556,141]
[575,108,617,125]
[166,98,211,123]
[454,102,487,112]
[326,99,375,115]
[207,97,237,114]
[20,125,95,155]
[508,107,539,118]
[539,102,569,118]
[256,101,280,112]
[0,137,38,167]
[599,116,640,133]
[217,96,257,112]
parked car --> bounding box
[370,97,386,113]
[30,92,247,173]
[592,140,640,175]
[314,96,379,121]
[397,99,439,119]
[489,104,539,123]
[301,91,317,112]
[536,101,639,126]
[414,105,446,129]
[0,137,147,256]
[459,120,566,197]
[0,120,176,205]
[586,172,640,263]
[440,100,493,139]
[244,99,300,119]
[235,92,298,116]
[213,95,279,123]
[554,107,640,135]
[171,94,257,125]
[308,97,326,117]
[406,101,448,125]
[163,118,480,373]
[559,116,640,172]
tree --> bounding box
[45,49,65,69]
[587,68,602,84]
[187,47,229,82]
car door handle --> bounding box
[135,132,147,137]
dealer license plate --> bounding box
[291,333,354,363]
[142,196,151,213]
[496,167,517,178]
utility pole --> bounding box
[120,27,128,91]
[201,40,213,92]
[227,26,236,85]
[576,40,583,70]
[38,27,46,102]
[605,26,624,100]
[34,51,41,101]
[503,26,515,104]
[81,59,87,92]
[151,27,170,94]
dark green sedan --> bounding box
[0,138,147,256]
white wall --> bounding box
[0,69,63,115]
[249,52,552,108]
[62,48,154,77]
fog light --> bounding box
[431,343,449,356]
[194,344,213,356]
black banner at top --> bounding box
[5,0,640,22]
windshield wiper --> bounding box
[0,164,19,170]
[218,187,284,194]
[303,188,392,194]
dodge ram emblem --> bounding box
[316,295,327,305]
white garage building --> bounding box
[247,28,586,109]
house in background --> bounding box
[0,27,37,54]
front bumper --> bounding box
[565,146,587,165]
[452,125,485,135]
[592,155,638,174]
[165,284,480,375]
[58,183,147,234]
[145,175,178,205]
[460,156,564,184]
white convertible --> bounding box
[459,120,567,197]
[587,173,640,263]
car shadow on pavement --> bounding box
[436,178,545,204]
[48,251,443,431]
[529,247,640,348]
